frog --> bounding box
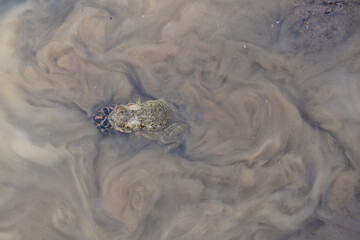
[93,99,188,147]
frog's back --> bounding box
[139,100,171,132]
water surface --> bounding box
[0,0,359,239]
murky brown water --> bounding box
[0,0,360,239]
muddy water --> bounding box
[0,0,360,239]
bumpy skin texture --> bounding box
[108,100,171,135]
[92,105,116,135]
[93,100,187,146]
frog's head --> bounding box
[92,105,116,135]
[108,105,133,133]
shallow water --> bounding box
[0,0,360,239]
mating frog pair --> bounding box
[92,99,187,146]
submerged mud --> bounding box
[278,0,360,53]
[0,0,359,239]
